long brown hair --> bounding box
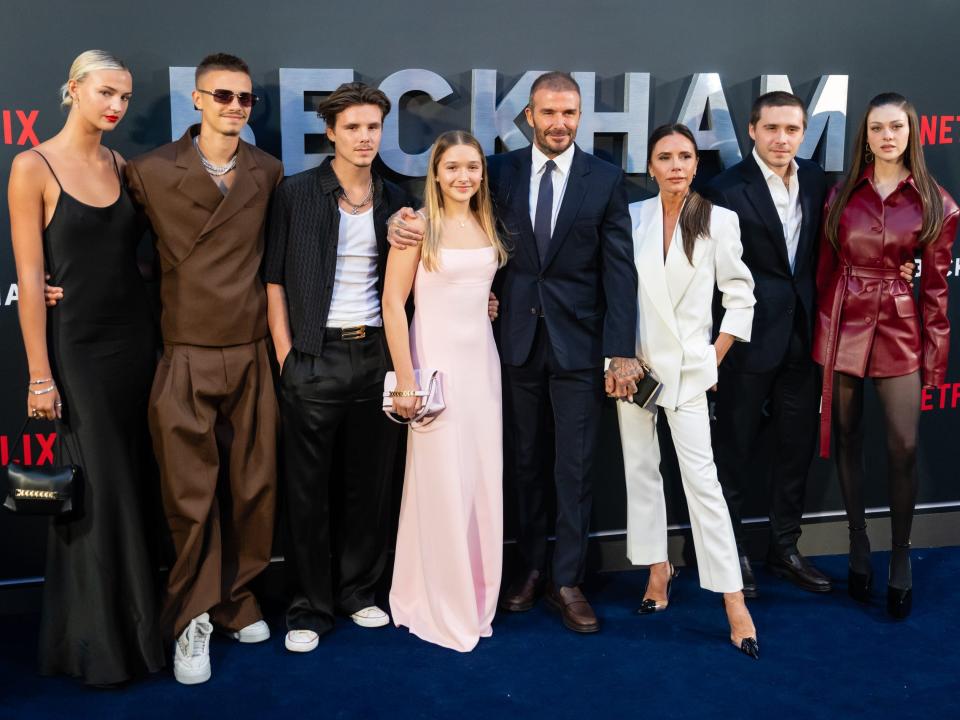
[421,130,508,271]
[647,123,712,264]
[825,92,944,250]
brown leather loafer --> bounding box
[545,584,599,633]
[499,569,542,612]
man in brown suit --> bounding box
[125,53,283,686]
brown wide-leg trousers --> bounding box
[149,339,277,638]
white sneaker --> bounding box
[226,619,271,644]
[173,613,214,685]
[285,629,319,653]
[350,606,390,628]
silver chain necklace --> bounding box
[194,136,237,176]
[338,182,373,214]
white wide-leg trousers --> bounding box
[616,392,743,593]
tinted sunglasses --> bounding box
[197,88,259,108]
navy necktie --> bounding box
[534,159,556,263]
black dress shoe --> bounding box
[766,551,832,593]
[848,568,873,603]
[739,555,758,599]
[887,585,912,619]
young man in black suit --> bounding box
[265,82,414,652]
[389,72,641,633]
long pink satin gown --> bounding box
[390,245,503,652]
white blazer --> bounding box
[632,195,755,410]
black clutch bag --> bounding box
[626,363,663,410]
[2,417,78,515]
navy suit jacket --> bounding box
[704,153,828,373]
[487,145,637,371]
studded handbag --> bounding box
[2,417,78,515]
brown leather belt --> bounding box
[819,264,901,458]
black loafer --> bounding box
[767,551,832,593]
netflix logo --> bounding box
[921,383,960,412]
[0,432,57,466]
[1,109,39,146]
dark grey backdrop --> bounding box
[2,0,959,582]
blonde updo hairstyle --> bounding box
[60,50,129,110]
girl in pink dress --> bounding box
[382,130,509,651]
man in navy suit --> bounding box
[389,72,640,633]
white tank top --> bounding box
[327,208,382,327]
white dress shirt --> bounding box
[752,148,802,273]
[529,142,576,234]
[327,208,382,328]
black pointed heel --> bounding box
[887,585,912,619]
[736,637,760,660]
[636,564,677,615]
[848,568,873,603]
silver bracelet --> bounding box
[28,377,53,385]
[29,385,56,396]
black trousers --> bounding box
[503,320,604,588]
[279,331,395,635]
[714,313,818,556]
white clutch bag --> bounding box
[382,369,445,428]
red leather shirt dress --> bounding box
[812,165,959,457]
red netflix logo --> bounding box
[920,115,958,146]
[921,383,960,411]
[0,432,56,465]
[1,109,39,146]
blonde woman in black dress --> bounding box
[8,50,163,685]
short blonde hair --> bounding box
[60,50,128,109]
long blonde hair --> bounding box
[60,50,129,110]
[421,130,508,271]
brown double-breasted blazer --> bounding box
[125,125,283,347]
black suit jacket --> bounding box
[704,153,828,373]
[487,145,637,371]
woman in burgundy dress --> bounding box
[814,93,958,619]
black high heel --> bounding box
[887,542,913,619]
[887,586,912,619]
[847,524,872,603]
[848,568,873,603]
[737,637,760,660]
[637,564,677,615]
[723,594,759,660]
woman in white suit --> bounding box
[611,123,759,659]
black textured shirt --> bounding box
[263,158,414,356]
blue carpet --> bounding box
[1,548,957,719]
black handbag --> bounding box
[2,417,78,515]
[625,363,663,410]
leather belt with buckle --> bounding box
[325,325,372,341]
